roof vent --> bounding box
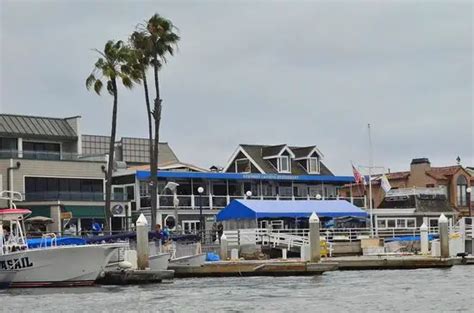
[411,158,430,165]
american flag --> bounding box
[352,164,364,184]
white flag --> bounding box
[381,174,391,192]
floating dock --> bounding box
[96,269,174,285]
[173,259,338,278]
[325,255,455,270]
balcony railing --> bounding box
[0,149,106,162]
[140,194,367,210]
[23,192,128,202]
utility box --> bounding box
[361,238,383,248]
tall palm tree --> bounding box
[86,40,140,232]
[129,31,154,177]
[141,14,180,228]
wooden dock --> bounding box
[173,260,338,278]
[96,269,174,285]
[325,255,455,270]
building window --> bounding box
[456,175,468,206]
[377,218,416,229]
[278,156,290,173]
[23,141,60,160]
[0,137,18,157]
[235,159,251,173]
[307,157,319,174]
[25,177,103,201]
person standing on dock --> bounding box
[217,222,224,243]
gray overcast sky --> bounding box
[1,0,472,175]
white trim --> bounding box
[223,146,265,173]
[293,146,325,160]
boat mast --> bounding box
[368,123,374,237]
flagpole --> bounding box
[368,123,374,237]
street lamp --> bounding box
[197,186,204,241]
[467,187,472,217]
[245,190,252,199]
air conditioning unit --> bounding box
[111,202,131,217]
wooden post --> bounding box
[438,214,449,258]
[420,222,429,255]
[309,212,321,262]
[136,213,149,270]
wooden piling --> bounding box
[136,213,149,270]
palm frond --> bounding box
[107,81,115,96]
[85,74,96,90]
[122,76,133,89]
[93,79,103,95]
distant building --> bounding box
[112,143,360,232]
[340,158,474,217]
[0,113,183,233]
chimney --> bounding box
[410,158,431,183]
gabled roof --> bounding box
[291,146,324,159]
[0,114,78,140]
[261,144,287,157]
[224,144,333,176]
[427,166,463,179]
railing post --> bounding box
[191,194,195,209]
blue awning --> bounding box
[216,200,368,221]
[135,170,354,183]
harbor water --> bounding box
[2,266,473,312]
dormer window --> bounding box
[235,158,251,173]
[308,157,320,174]
[278,156,290,173]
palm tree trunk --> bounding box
[150,55,162,228]
[143,73,153,166]
[143,72,156,226]
[104,78,118,234]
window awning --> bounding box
[216,200,368,221]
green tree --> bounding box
[86,40,140,232]
[140,14,180,228]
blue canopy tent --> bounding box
[216,200,367,221]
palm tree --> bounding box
[129,31,154,177]
[86,40,140,232]
[141,14,180,228]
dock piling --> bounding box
[220,233,228,260]
[420,223,429,254]
[136,213,150,270]
[438,214,449,258]
[309,212,321,262]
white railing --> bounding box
[146,194,368,210]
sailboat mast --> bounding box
[368,123,374,237]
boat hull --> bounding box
[0,271,16,289]
[169,253,206,268]
[0,245,118,288]
[149,253,170,271]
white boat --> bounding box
[168,253,206,268]
[149,253,171,271]
[0,206,121,288]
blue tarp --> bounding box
[27,237,86,248]
[216,200,368,221]
[384,234,438,242]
